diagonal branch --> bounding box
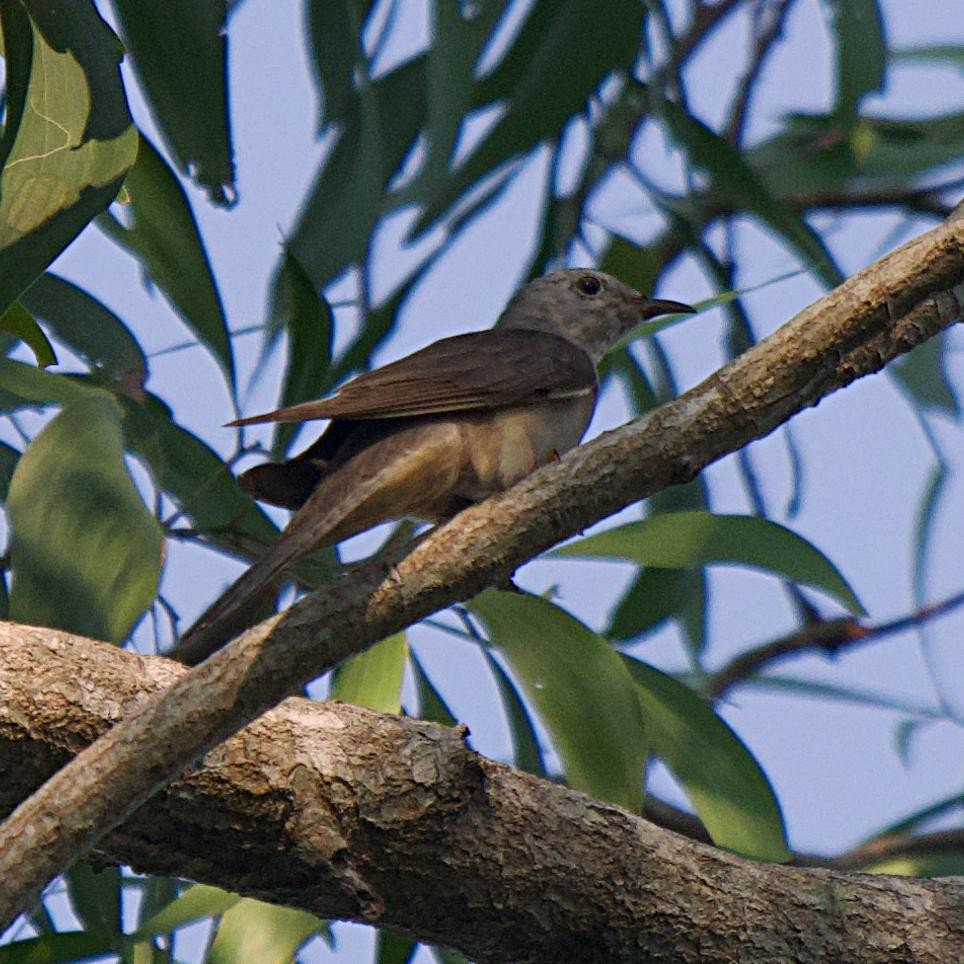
[0,219,961,929]
[1,623,961,962]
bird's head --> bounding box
[496,268,695,363]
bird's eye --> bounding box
[575,274,603,296]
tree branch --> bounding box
[0,219,961,930]
[1,623,961,962]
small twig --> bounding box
[707,587,964,700]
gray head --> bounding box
[495,268,694,363]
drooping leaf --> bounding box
[121,392,280,558]
[97,134,234,389]
[622,656,790,862]
[472,590,647,812]
[0,302,55,367]
[661,100,843,289]
[555,511,865,615]
[416,0,644,232]
[0,1,137,315]
[330,632,408,714]
[111,0,235,204]
[305,0,369,126]
[8,394,164,643]
[21,273,147,395]
[822,0,887,121]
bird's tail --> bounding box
[171,543,297,665]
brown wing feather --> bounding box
[229,329,595,426]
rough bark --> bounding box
[1,624,962,963]
[0,218,961,934]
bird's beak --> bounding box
[639,298,697,319]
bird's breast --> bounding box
[455,392,596,502]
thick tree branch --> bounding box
[0,220,961,930]
[1,624,961,962]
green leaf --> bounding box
[111,1,235,204]
[0,1,137,315]
[97,134,233,389]
[21,273,147,392]
[555,511,865,616]
[270,249,334,458]
[858,853,964,878]
[330,632,408,713]
[661,101,843,288]
[0,357,100,413]
[891,334,959,416]
[283,55,427,295]
[472,590,647,812]
[208,898,326,964]
[8,394,163,642]
[0,302,55,366]
[0,931,119,963]
[622,656,790,862]
[823,0,886,120]
[137,882,240,936]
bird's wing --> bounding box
[228,329,596,426]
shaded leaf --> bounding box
[65,863,121,938]
[0,1,136,315]
[21,273,147,394]
[661,101,843,288]
[0,441,21,502]
[892,44,964,72]
[375,930,417,964]
[98,134,233,388]
[305,0,369,126]
[472,590,647,812]
[0,302,55,367]
[8,394,163,643]
[417,0,643,232]
[122,392,280,557]
[111,0,235,204]
[623,656,790,862]
[411,651,458,726]
[858,853,964,878]
[271,249,334,458]
[555,511,865,615]
[0,356,98,413]
[891,334,959,416]
[0,931,119,963]
[482,647,546,777]
[911,463,946,604]
[330,632,408,713]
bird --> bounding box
[175,269,695,663]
